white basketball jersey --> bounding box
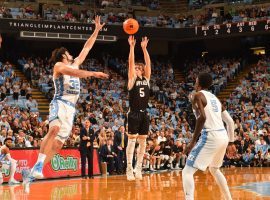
[200,90,225,132]
[53,65,80,104]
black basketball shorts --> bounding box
[127,111,150,135]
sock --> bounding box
[0,172,3,184]
[9,159,17,181]
[209,167,232,200]
[37,153,46,163]
[182,165,198,200]
[31,153,46,174]
[135,138,146,170]
[126,138,136,170]
[146,160,150,169]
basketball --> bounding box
[123,18,139,35]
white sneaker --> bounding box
[22,169,34,194]
[135,167,143,180]
[126,167,135,181]
[8,179,20,185]
[31,162,44,179]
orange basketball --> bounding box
[123,18,139,35]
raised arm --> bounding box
[54,62,109,79]
[73,16,105,67]
[128,35,136,90]
[141,37,151,79]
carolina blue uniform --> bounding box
[49,64,80,143]
[187,90,229,171]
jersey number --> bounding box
[70,79,79,90]
[140,88,145,97]
[210,100,218,112]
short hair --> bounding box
[49,47,68,63]
[198,73,213,89]
[4,137,13,144]
[135,62,145,70]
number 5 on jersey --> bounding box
[140,88,145,97]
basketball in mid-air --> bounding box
[123,18,139,35]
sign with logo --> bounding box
[2,148,101,182]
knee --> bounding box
[137,137,146,146]
[182,166,189,175]
[48,126,60,137]
[52,140,63,152]
[209,167,218,175]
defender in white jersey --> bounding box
[22,16,109,188]
[182,73,234,200]
[0,138,20,185]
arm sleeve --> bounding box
[5,153,12,162]
[221,110,235,142]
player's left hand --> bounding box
[94,72,109,79]
[93,15,105,31]
[141,37,149,49]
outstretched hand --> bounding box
[141,36,149,49]
[94,72,109,79]
[128,35,136,47]
[93,15,105,31]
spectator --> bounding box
[114,126,128,174]
[25,96,38,111]
[79,119,95,179]
[100,138,117,175]
[240,148,254,167]
[15,137,26,148]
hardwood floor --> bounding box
[1,168,270,200]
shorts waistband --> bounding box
[53,97,75,108]
[202,128,226,133]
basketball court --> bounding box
[1,168,270,200]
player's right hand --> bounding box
[141,36,149,49]
[184,141,195,155]
[128,35,136,47]
[93,15,105,31]
[94,72,109,79]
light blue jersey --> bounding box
[53,64,80,105]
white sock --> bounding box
[9,160,17,181]
[135,138,146,170]
[126,138,136,169]
[37,153,46,163]
[146,160,150,168]
[182,165,198,200]
[31,153,46,174]
[0,172,3,184]
[209,167,232,200]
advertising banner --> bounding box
[2,148,101,182]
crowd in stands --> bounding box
[0,53,269,175]
[1,2,270,28]
[223,57,270,167]
[0,60,43,149]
